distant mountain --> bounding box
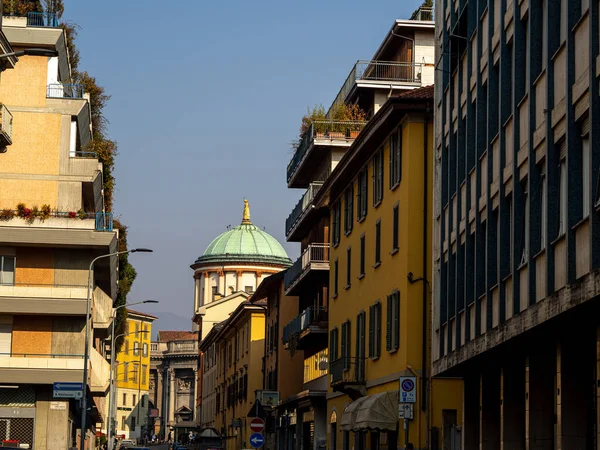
[150,311,194,340]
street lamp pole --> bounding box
[107,300,158,450]
[80,248,152,450]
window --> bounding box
[392,204,399,251]
[133,341,140,356]
[344,186,354,235]
[132,364,139,382]
[228,343,232,367]
[558,158,567,235]
[334,259,339,297]
[124,340,129,355]
[123,363,129,381]
[212,286,218,298]
[356,311,366,360]
[122,393,127,405]
[330,327,339,361]
[245,286,254,294]
[357,168,369,220]
[359,235,366,277]
[373,149,384,205]
[141,396,145,407]
[341,320,351,369]
[0,256,15,286]
[390,129,402,188]
[369,302,382,359]
[332,201,342,246]
[582,136,590,218]
[131,417,136,431]
[386,291,400,352]
[143,343,148,357]
[346,247,352,288]
[121,416,126,431]
[142,365,147,384]
[135,323,140,334]
[133,394,137,405]
[541,173,547,248]
[375,220,381,265]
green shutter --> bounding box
[376,303,381,358]
[386,295,392,352]
[369,306,374,358]
[393,292,400,351]
[330,329,335,361]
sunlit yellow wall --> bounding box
[0,53,63,208]
[116,315,153,391]
[326,116,462,449]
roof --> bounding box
[127,309,158,320]
[397,84,434,99]
[192,201,292,268]
[157,330,198,342]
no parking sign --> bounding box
[399,376,417,403]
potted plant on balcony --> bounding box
[345,104,367,138]
[300,104,327,139]
[327,103,347,139]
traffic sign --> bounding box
[53,382,83,399]
[398,403,414,419]
[249,433,264,448]
[250,417,265,433]
[247,399,266,418]
[399,376,417,403]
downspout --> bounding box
[422,106,430,449]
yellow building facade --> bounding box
[318,89,463,449]
[115,309,157,441]
[208,302,266,450]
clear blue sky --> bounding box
[64,0,424,328]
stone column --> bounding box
[236,270,243,292]
[193,368,199,423]
[255,271,263,290]
[217,269,225,295]
[157,371,163,419]
[204,272,211,305]
[194,274,201,309]
[169,369,176,424]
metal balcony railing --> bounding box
[27,12,58,27]
[284,244,330,291]
[282,305,328,345]
[287,121,366,183]
[285,182,324,237]
[330,357,366,385]
[47,84,84,99]
[0,104,13,146]
[95,212,113,232]
[328,61,424,115]
[412,6,434,20]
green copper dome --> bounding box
[194,201,292,267]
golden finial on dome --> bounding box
[242,199,252,224]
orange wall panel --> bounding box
[15,248,54,286]
[12,316,52,356]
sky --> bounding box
[64,0,425,331]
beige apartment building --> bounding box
[0,13,116,450]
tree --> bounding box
[410,0,434,20]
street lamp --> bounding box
[107,300,158,450]
[80,248,152,450]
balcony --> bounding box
[93,286,113,337]
[0,283,88,315]
[285,182,324,241]
[166,341,197,354]
[328,61,424,114]
[27,11,58,27]
[287,121,366,188]
[284,244,330,295]
[0,353,84,384]
[90,347,110,394]
[0,104,13,147]
[330,357,366,399]
[47,83,84,99]
[304,349,328,389]
[283,306,328,352]
[412,6,434,20]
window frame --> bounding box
[369,302,382,359]
[344,185,354,235]
[373,148,384,206]
[375,219,382,266]
[333,258,339,297]
[346,247,352,289]
[357,168,369,221]
[0,255,15,286]
[359,234,366,277]
[392,203,400,252]
[386,291,400,353]
[332,200,342,246]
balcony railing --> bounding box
[95,212,113,232]
[283,305,328,345]
[330,357,366,386]
[284,244,330,291]
[167,341,197,353]
[287,121,366,183]
[412,6,434,21]
[47,83,84,99]
[0,104,13,146]
[285,182,324,237]
[27,11,58,27]
[329,61,424,115]
[304,349,329,384]
[151,343,159,352]
[0,210,113,232]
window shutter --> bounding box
[397,129,403,183]
[376,304,381,358]
[369,306,374,358]
[341,324,347,363]
[393,292,400,351]
[359,312,365,358]
[386,295,392,352]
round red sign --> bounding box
[250,417,265,433]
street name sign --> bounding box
[53,382,83,399]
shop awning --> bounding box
[341,391,398,431]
